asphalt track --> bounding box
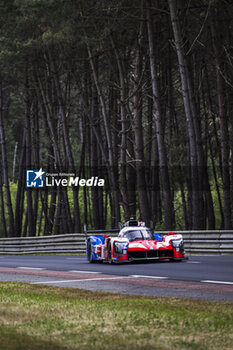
[0,255,233,302]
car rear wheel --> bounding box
[87,241,94,263]
[108,243,113,264]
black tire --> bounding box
[87,241,94,263]
[108,243,113,264]
[169,258,182,262]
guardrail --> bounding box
[0,231,232,255]
[0,234,87,255]
[161,231,233,255]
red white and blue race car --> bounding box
[86,220,185,263]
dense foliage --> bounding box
[0,0,232,236]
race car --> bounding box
[86,220,185,263]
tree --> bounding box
[0,78,15,236]
[146,0,174,229]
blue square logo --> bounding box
[26,169,45,188]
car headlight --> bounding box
[171,239,182,247]
[114,242,128,256]
[171,239,184,253]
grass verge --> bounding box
[0,282,232,350]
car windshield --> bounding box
[124,230,154,241]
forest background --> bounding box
[0,0,232,238]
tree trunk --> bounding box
[87,45,120,226]
[15,130,26,237]
[133,20,151,226]
[50,54,80,232]
[146,0,174,229]
[90,77,104,228]
[32,100,40,234]
[25,73,35,236]
[168,0,202,229]
[210,8,232,229]
[204,64,224,227]
[111,35,131,220]
[0,167,7,237]
[0,80,15,236]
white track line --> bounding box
[201,280,233,285]
[130,275,168,279]
[17,267,45,270]
[15,268,233,286]
[69,270,101,274]
[32,276,130,284]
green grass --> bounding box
[0,282,232,350]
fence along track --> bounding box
[0,231,233,255]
